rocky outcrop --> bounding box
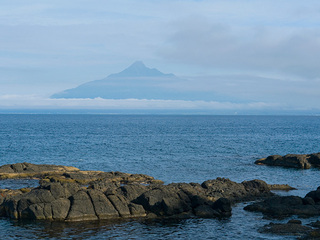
[259,220,312,236]
[244,186,320,218]
[268,184,297,191]
[0,162,163,185]
[255,152,320,169]
[0,163,275,222]
[201,178,271,202]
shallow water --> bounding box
[0,114,320,239]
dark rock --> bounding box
[245,195,320,218]
[51,199,71,220]
[202,178,248,202]
[87,189,119,219]
[283,154,311,169]
[303,197,316,205]
[133,186,190,216]
[128,203,146,217]
[194,205,220,218]
[202,178,272,203]
[255,152,320,169]
[260,221,312,236]
[255,155,283,165]
[304,230,320,239]
[10,188,56,220]
[309,220,320,228]
[242,179,270,195]
[306,189,320,203]
[66,190,98,221]
[212,197,232,216]
[88,180,120,193]
[0,163,277,222]
[288,219,302,224]
[107,194,131,218]
[117,184,149,202]
[308,153,320,167]
[21,203,53,220]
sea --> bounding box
[0,114,320,239]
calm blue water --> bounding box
[0,114,320,239]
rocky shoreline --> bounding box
[2,160,320,239]
[0,162,274,222]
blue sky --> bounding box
[1,0,320,113]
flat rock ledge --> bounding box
[0,163,275,222]
[255,152,320,169]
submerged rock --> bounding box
[268,184,297,191]
[0,163,275,222]
[260,220,312,236]
[255,152,320,169]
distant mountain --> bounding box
[51,61,216,101]
[107,61,174,78]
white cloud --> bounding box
[0,0,320,113]
[160,17,320,79]
[0,94,281,111]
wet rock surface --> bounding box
[258,219,320,239]
[260,220,313,236]
[0,163,274,222]
[244,186,320,218]
[255,152,320,169]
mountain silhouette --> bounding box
[108,61,174,78]
[51,61,217,101]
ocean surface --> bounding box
[0,114,320,239]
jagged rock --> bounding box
[0,163,278,222]
[255,152,320,169]
[116,184,149,202]
[133,185,191,216]
[202,178,272,203]
[244,186,320,218]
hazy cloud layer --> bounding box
[161,18,320,79]
[0,94,284,112]
[0,0,319,112]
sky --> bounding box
[1,0,320,113]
